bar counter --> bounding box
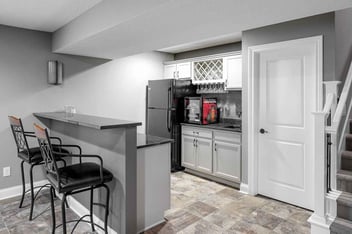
[34,112,140,129]
[34,112,172,234]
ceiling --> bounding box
[0,0,102,32]
[51,0,352,58]
[1,0,352,57]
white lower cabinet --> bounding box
[181,135,196,169]
[181,127,212,173]
[181,126,241,183]
[195,137,212,174]
[213,140,241,182]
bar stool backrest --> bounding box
[33,123,60,180]
[8,116,30,155]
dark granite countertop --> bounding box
[33,112,142,130]
[137,134,173,149]
[181,122,241,133]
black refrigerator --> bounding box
[146,79,196,171]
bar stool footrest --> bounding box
[54,214,106,234]
[19,183,52,209]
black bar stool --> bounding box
[8,116,67,221]
[33,123,113,234]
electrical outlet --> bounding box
[3,167,10,177]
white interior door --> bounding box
[257,40,319,210]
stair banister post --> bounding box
[309,111,329,234]
[324,81,340,191]
[323,81,341,119]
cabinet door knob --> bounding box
[214,143,217,151]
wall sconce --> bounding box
[47,60,63,85]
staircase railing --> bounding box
[328,60,352,191]
[310,60,352,230]
[334,62,352,166]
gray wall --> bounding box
[0,24,172,190]
[241,13,335,183]
[335,8,352,83]
[174,42,242,60]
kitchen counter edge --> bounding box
[33,112,142,130]
[137,134,173,149]
[181,123,242,133]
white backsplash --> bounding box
[202,91,241,121]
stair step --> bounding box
[346,134,352,151]
[331,217,352,234]
[338,192,352,207]
[341,151,352,171]
[337,170,352,180]
[337,192,352,221]
[337,170,352,193]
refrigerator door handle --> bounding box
[167,87,171,132]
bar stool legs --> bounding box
[50,186,56,234]
[89,185,110,234]
[29,164,35,221]
[49,185,110,234]
[19,161,26,209]
[19,160,45,221]
[90,186,95,232]
[62,194,68,234]
[103,184,110,234]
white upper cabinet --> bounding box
[177,62,192,79]
[163,62,191,79]
[224,55,242,90]
[164,64,177,79]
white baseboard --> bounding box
[240,183,249,194]
[67,196,117,234]
[0,180,49,201]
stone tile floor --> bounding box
[0,191,94,234]
[143,172,312,234]
[0,172,312,234]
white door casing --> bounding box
[247,36,323,210]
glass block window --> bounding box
[193,59,223,81]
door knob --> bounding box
[259,128,268,134]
